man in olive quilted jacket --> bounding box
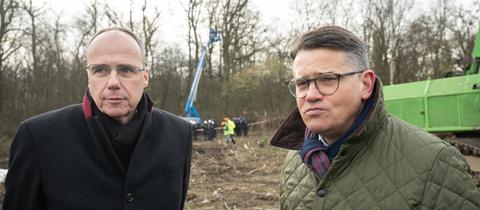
[271,25,480,210]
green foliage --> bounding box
[222,57,296,120]
[258,137,267,148]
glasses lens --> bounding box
[116,65,137,78]
[90,64,110,77]
[288,78,308,98]
[316,73,339,95]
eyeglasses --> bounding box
[285,70,365,98]
[85,64,145,79]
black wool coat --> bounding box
[3,94,192,210]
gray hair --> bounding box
[88,26,146,65]
[290,25,369,71]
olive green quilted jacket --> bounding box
[271,79,480,210]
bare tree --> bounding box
[207,0,262,80]
[139,0,162,76]
[449,0,480,72]
[0,0,20,115]
[72,0,99,67]
[104,3,124,26]
[290,0,324,34]
[363,0,412,84]
[184,0,203,82]
[290,0,353,35]
[0,0,20,72]
[68,1,100,101]
[22,0,43,75]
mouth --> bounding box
[103,96,127,103]
[304,107,326,115]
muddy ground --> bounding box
[185,129,286,210]
[0,129,479,209]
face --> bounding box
[292,48,374,143]
[86,31,149,124]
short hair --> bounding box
[290,25,369,71]
[88,26,146,65]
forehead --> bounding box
[292,48,350,77]
[86,31,143,64]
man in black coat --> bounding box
[3,27,193,210]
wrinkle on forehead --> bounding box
[86,31,143,64]
[292,49,351,77]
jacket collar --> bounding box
[82,89,154,120]
[270,77,388,150]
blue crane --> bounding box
[184,29,221,120]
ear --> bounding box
[143,69,149,88]
[360,69,376,100]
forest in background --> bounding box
[0,0,479,137]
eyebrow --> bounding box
[292,71,337,80]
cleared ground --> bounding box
[0,129,479,209]
[185,129,286,210]
[466,156,480,172]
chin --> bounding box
[102,108,130,118]
[305,119,329,133]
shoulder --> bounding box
[369,115,454,178]
[22,104,83,129]
[378,116,478,182]
[11,104,83,155]
[381,115,447,155]
[421,140,480,208]
[151,108,191,130]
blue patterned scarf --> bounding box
[300,91,375,177]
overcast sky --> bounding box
[35,0,478,51]
[39,0,291,45]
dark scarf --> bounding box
[87,90,148,169]
[300,130,331,177]
[300,89,375,177]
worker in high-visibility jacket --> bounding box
[223,117,236,144]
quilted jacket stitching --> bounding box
[426,147,478,208]
[282,154,301,209]
[365,150,410,206]
[330,185,357,210]
[368,128,441,206]
[336,178,379,210]
[292,129,456,210]
[282,154,315,209]
[420,146,448,208]
[366,158,410,206]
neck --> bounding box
[114,115,133,125]
[322,134,339,145]
[323,102,365,145]
[113,110,137,125]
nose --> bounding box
[106,70,121,89]
[304,80,323,101]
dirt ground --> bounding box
[185,129,286,210]
[186,132,480,210]
[465,156,480,172]
[0,129,479,209]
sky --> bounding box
[35,0,477,51]
[40,0,291,45]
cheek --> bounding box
[296,99,302,108]
[126,82,146,105]
[334,93,361,118]
[88,82,104,103]
[296,99,306,113]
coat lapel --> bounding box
[85,117,126,174]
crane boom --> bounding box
[185,29,220,119]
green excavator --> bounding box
[383,25,480,133]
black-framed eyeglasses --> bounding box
[85,64,145,79]
[285,70,366,98]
